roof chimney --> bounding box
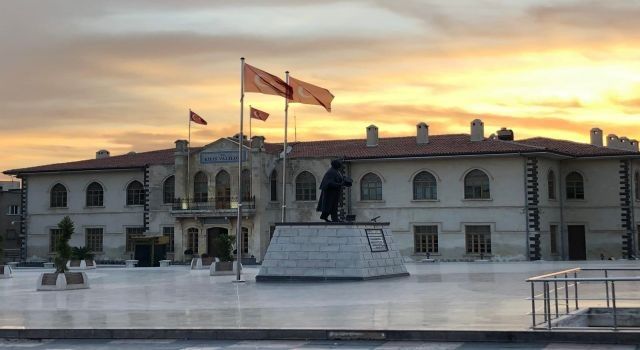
[96,149,110,159]
[175,140,188,155]
[366,125,378,147]
[630,139,639,152]
[470,119,484,142]
[251,135,265,149]
[590,128,603,147]
[607,134,621,149]
[620,137,631,150]
[496,127,514,141]
[416,122,429,144]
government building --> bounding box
[5,119,640,264]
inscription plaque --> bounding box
[365,229,388,252]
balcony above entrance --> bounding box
[170,197,256,217]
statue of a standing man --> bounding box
[316,159,352,222]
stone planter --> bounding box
[43,262,55,269]
[0,265,12,279]
[159,260,171,267]
[66,259,96,270]
[36,272,90,291]
[209,261,242,276]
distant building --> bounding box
[0,181,22,262]
[4,120,640,263]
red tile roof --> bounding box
[5,135,638,175]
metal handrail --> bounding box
[526,267,640,330]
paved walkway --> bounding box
[0,339,637,349]
[0,261,638,330]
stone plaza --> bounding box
[1,260,638,332]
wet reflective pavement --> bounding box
[0,261,638,330]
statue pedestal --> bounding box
[256,222,409,282]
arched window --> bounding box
[187,227,199,254]
[548,170,556,200]
[295,171,316,201]
[215,170,231,208]
[163,176,175,204]
[270,170,278,201]
[126,181,145,206]
[241,169,251,201]
[361,173,382,200]
[464,170,490,199]
[413,171,437,200]
[86,182,104,207]
[50,183,67,208]
[566,172,584,199]
[193,172,208,203]
[635,172,640,201]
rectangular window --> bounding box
[49,228,62,253]
[550,225,558,255]
[86,228,103,252]
[187,229,199,254]
[8,205,19,215]
[162,226,175,253]
[414,225,438,253]
[126,227,144,252]
[465,225,491,254]
[242,228,249,254]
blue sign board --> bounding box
[200,151,247,164]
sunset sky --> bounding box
[2,0,640,179]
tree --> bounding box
[213,233,234,262]
[55,216,74,273]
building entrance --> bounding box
[207,227,229,259]
[568,225,586,260]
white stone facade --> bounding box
[6,123,640,263]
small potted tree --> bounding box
[67,246,96,270]
[37,216,90,291]
[0,235,12,279]
[210,233,241,276]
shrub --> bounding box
[55,216,74,273]
[213,233,234,262]
[71,246,95,261]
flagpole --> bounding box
[235,57,245,283]
[249,105,253,202]
[281,71,289,222]
[187,109,191,205]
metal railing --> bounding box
[171,196,255,211]
[527,267,640,330]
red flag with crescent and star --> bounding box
[288,76,334,112]
[244,63,292,98]
[250,106,269,121]
[189,110,207,125]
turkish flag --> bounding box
[289,76,334,112]
[250,106,269,121]
[189,110,207,125]
[244,63,292,98]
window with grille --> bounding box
[162,226,174,253]
[413,171,437,200]
[8,205,19,215]
[465,225,491,254]
[126,181,145,205]
[86,182,104,207]
[50,183,67,208]
[241,169,251,201]
[414,225,438,253]
[550,225,558,255]
[242,227,249,254]
[86,228,103,252]
[464,170,490,199]
[295,171,316,201]
[635,172,640,200]
[548,171,556,200]
[361,173,382,201]
[270,170,278,201]
[566,172,584,199]
[163,176,175,204]
[126,227,144,252]
[187,228,199,254]
[194,172,208,203]
[49,228,62,253]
